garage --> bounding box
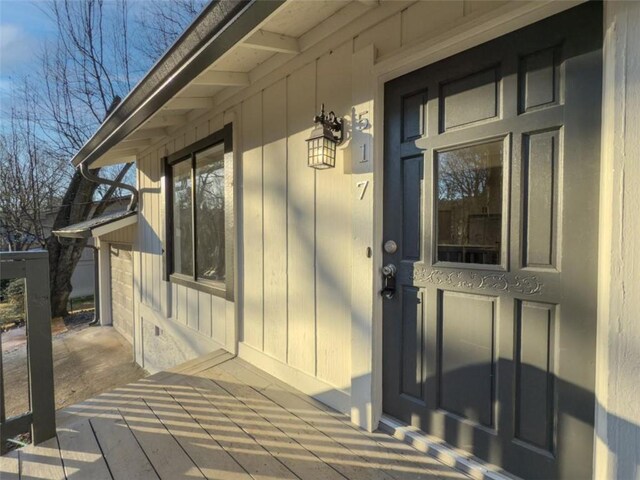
[109,244,133,344]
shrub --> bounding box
[6,279,25,306]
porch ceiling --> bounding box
[2,351,469,480]
[86,0,364,168]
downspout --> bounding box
[79,162,138,212]
[77,155,138,326]
[84,244,100,326]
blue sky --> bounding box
[0,1,57,99]
[0,0,155,113]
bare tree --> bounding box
[0,79,69,251]
[133,0,208,64]
[1,0,206,316]
[40,0,136,317]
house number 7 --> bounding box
[356,180,369,200]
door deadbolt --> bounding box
[384,240,398,254]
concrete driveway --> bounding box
[1,322,146,419]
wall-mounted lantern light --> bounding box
[306,104,344,169]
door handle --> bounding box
[380,263,397,299]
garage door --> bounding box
[110,244,133,344]
[382,3,601,479]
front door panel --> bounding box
[382,4,602,479]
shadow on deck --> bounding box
[0,350,468,480]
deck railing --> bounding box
[0,250,56,454]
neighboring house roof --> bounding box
[52,210,137,239]
[72,0,283,168]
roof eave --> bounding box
[72,0,284,168]
[53,211,137,239]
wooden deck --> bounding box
[0,350,468,480]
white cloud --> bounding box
[0,23,37,74]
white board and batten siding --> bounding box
[100,223,136,244]
[135,113,230,373]
[133,0,512,406]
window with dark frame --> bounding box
[164,124,233,299]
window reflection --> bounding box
[436,140,503,265]
[172,160,193,275]
[195,144,225,283]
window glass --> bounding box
[172,159,193,275]
[195,144,225,283]
[436,140,503,265]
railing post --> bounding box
[24,253,56,445]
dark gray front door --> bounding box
[382,4,602,479]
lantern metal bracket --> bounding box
[313,104,344,145]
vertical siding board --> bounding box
[210,114,223,134]
[187,287,199,331]
[262,79,288,362]
[184,123,196,148]
[171,282,177,319]
[315,43,352,388]
[286,63,317,375]
[142,155,152,307]
[174,135,185,158]
[150,150,159,312]
[209,295,216,338]
[212,295,226,344]
[138,156,145,307]
[159,144,168,317]
[196,119,209,142]
[401,1,464,46]
[173,282,179,321]
[241,93,264,349]
[354,13,401,57]
[177,285,187,324]
[148,153,155,310]
[156,150,164,313]
[138,157,145,306]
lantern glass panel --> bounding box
[307,135,336,169]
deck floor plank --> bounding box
[19,436,65,480]
[118,397,205,480]
[5,350,469,480]
[56,375,167,428]
[57,420,112,480]
[144,384,252,480]
[170,374,301,480]
[218,359,466,480]
[0,449,20,480]
[186,374,345,480]
[90,409,159,480]
[205,364,404,480]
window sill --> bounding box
[170,273,227,299]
